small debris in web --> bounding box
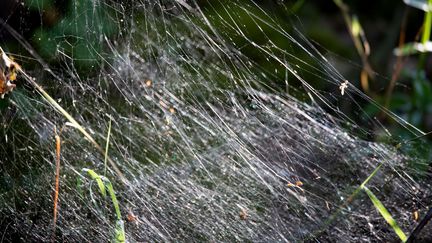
[0,47,20,98]
[325,201,331,211]
[145,79,152,87]
[287,180,303,187]
[413,210,419,221]
[169,107,175,114]
[239,208,248,220]
[127,210,139,225]
[339,80,349,96]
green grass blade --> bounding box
[306,163,384,240]
[82,168,125,242]
[360,163,383,188]
[83,168,106,197]
[105,179,126,243]
[362,186,407,242]
[104,179,121,220]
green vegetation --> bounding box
[82,168,125,243]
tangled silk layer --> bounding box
[0,1,429,242]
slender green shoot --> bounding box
[104,118,112,177]
[362,186,407,242]
[360,163,383,188]
[104,179,121,220]
[104,177,125,243]
[82,168,125,243]
[418,0,432,67]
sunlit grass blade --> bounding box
[360,163,383,188]
[421,0,432,44]
[104,178,121,220]
[83,168,106,197]
[362,186,407,242]
[104,178,126,243]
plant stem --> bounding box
[52,133,61,242]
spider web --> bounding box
[0,0,430,242]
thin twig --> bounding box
[52,130,61,242]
